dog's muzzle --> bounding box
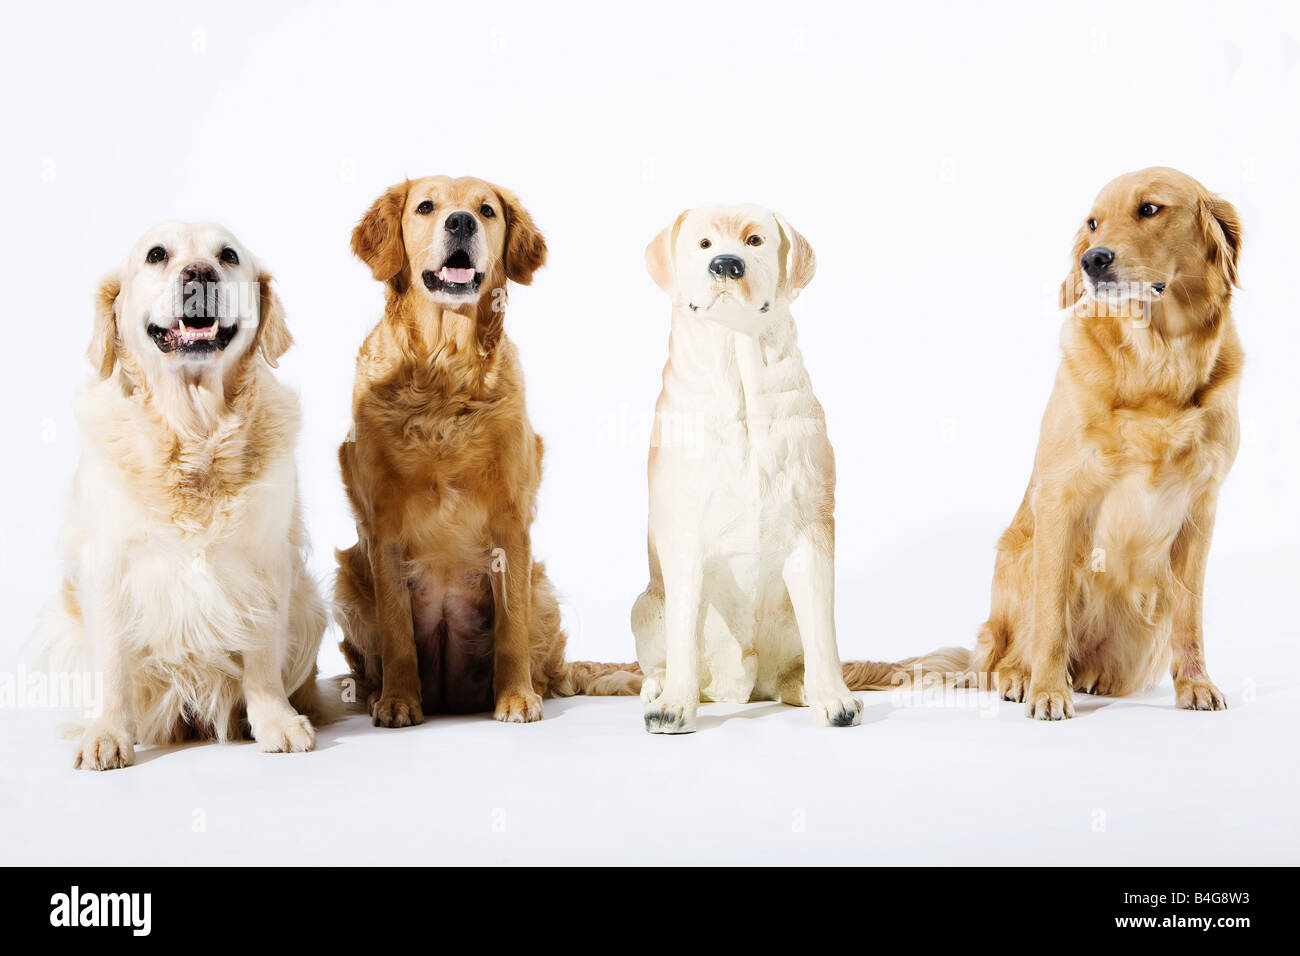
[147,263,239,355]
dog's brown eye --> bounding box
[1138,203,1161,218]
[699,238,711,249]
[415,200,434,215]
[747,235,763,246]
[1087,219,1098,232]
[146,246,166,264]
[220,247,239,266]
[480,204,495,219]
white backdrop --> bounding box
[1,0,1297,866]
[5,0,1296,673]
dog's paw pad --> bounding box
[74,725,135,771]
[643,697,697,734]
[372,694,424,728]
[1176,679,1227,711]
[494,692,543,723]
[811,692,862,727]
[1026,686,1075,721]
[995,671,1028,702]
[255,713,316,753]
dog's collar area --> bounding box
[147,321,239,354]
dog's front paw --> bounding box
[643,693,697,734]
[1026,682,1075,720]
[254,713,316,753]
[809,690,862,727]
[1175,678,1227,711]
[74,723,135,771]
[371,693,424,728]
[494,691,543,723]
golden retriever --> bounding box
[334,175,639,727]
[971,167,1243,719]
[39,222,327,768]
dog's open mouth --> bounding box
[1087,279,1166,302]
[147,315,239,355]
[423,250,483,296]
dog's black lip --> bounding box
[147,321,239,354]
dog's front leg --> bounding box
[75,640,137,770]
[784,528,862,727]
[490,527,541,723]
[243,597,315,753]
[1169,496,1227,711]
[369,539,423,727]
[643,546,702,734]
[74,570,137,770]
[1026,483,1079,720]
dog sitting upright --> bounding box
[631,205,864,733]
[335,176,639,728]
[972,167,1243,719]
[40,223,326,769]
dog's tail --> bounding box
[550,661,643,698]
[842,646,972,691]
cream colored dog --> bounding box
[631,204,862,733]
[39,222,326,769]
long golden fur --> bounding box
[971,167,1243,718]
[40,223,327,769]
[334,176,638,727]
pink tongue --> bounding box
[439,267,475,284]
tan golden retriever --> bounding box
[39,222,327,769]
[971,167,1243,719]
[335,176,639,727]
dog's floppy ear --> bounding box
[498,187,547,285]
[1199,191,1242,289]
[351,181,409,282]
[255,271,292,368]
[775,213,816,298]
[88,272,122,379]
[646,211,688,294]
[1058,224,1090,309]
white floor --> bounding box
[2,636,1295,867]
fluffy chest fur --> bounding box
[1055,311,1242,589]
[69,371,301,664]
[347,309,540,564]
[649,310,833,562]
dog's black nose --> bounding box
[181,263,220,284]
[445,212,477,237]
[708,255,745,280]
[1081,246,1115,279]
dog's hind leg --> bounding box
[333,543,384,711]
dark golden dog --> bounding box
[334,176,638,726]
